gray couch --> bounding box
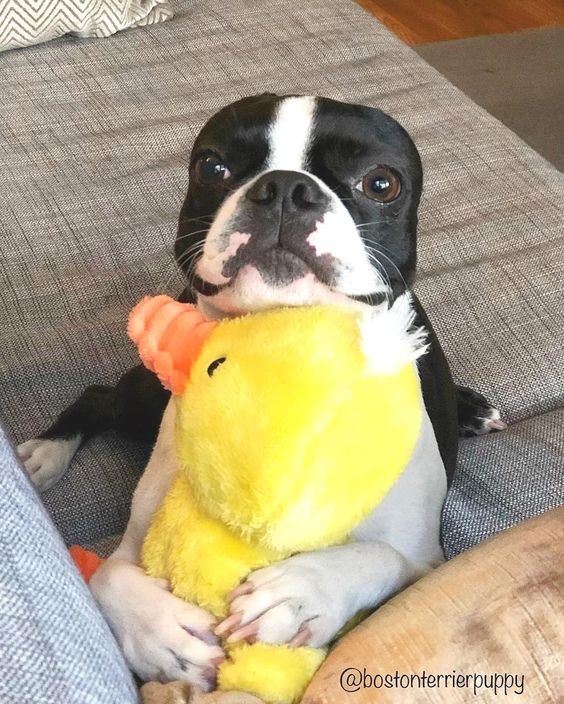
[0,425,137,703]
[1,0,563,700]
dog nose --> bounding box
[246,170,327,211]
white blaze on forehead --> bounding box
[267,96,317,171]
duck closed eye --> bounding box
[207,357,227,376]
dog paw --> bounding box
[216,557,345,648]
[90,561,225,689]
[17,436,82,491]
[455,386,507,437]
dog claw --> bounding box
[215,611,243,637]
[227,581,255,602]
[289,626,312,648]
[225,622,258,644]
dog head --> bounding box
[175,94,422,316]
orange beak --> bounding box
[128,295,218,394]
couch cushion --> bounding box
[0,0,562,547]
[0,0,173,53]
[444,409,564,557]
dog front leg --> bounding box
[215,540,426,648]
[90,401,224,688]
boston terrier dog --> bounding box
[19,95,504,688]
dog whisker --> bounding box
[154,253,186,292]
[174,230,212,247]
[175,229,216,245]
[355,217,408,229]
[364,252,393,303]
[360,238,408,299]
[180,244,205,295]
[176,246,204,273]
[153,239,204,294]
[178,213,216,224]
[358,232,408,262]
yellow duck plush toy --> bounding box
[127,295,428,704]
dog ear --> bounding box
[128,295,218,394]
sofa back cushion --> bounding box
[0,0,173,53]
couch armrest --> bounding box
[0,425,139,704]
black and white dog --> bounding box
[19,95,504,688]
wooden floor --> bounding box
[356,0,564,45]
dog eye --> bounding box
[195,155,231,185]
[356,167,401,203]
[207,357,226,377]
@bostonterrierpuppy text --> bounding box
[339,668,525,696]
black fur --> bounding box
[40,94,500,485]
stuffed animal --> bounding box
[69,545,104,582]
[127,294,428,704]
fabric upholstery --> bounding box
[444,409,564,557]
[416,26,564,171]
[0,423,137,703]
[0,0,562,556]
[0,0,173,53]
